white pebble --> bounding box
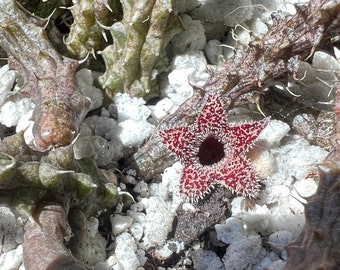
[0,65,18,104]
[127,210,146,224]
[215,217,247,245]
[258,119,290,146]
[111,214,134,236]
[16,109,33,133]
[129,202,145,212]
[171,14,206,55]
[130,222,144,241]
[268,230,293,255]
[0,96,35,127]
[0,245,23,270]
[133,181,149,198]
[267,213,305,238]
[222,234,263,269]
[152,97,175,121]
[250,17,269,38]
[114,93,151,122]
[293,177,318,198]
[141,197,175,248]
[77,69,103,111]
[114,232,140,270]
[231,197,270,232]
[204,39,222,65]
[118,120,155,147]
[192,249,224,270]
[273,136,328,180]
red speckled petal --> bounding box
[225,118,269,155]
[158,127,195,160]
[213,156,261,198]
[196,94,225,132]
[180,163,214,200]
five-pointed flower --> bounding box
[158,93,269,201]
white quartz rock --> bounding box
[258,119,290,146]
[222,234,264,269]
[114,232,140,270]
[111,214,134,236]
[0,95,35,127]
[268,230,293,255]
[0,65,18,104]
[114,93,151,122]
[118,119,154,147]
[77,68,103,111]
[204,39,223,65]
[141,196,176,248]
[192,249,224,270]
[231,197,270,232]
[163,51,209,107]
[0,245,23,270]
[215,217,247,245]
[171,14,206,55]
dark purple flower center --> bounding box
[198,136,224,166]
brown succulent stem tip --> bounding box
[0,0,90,151]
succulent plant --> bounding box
[64,0,122,59]
[97,0,182,99]
[0,1,120,267]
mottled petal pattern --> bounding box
[158,93,268,201]
[158,127,194,161]
[181,164,214,199]
[214,156,261,198]
[196,94,225,132]
[226,118,269,155]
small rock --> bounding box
[258,119,290,146]
[141,196,175,248]
[115,232,140,270]
[0,95,35,127]
[268,230,293,255]
[171,14,206,55]
[215,217,247,245]
[231,197,270,232]
[204,39,222,65]
[0,245,23,270]
[118,120,154,147]
[77,69,103,111]
[152,97,176,121]
[114,93,151,122]
[192,249,225,270]
[222,234,264,269]
[111,214,134,236]
[133,181,149,198]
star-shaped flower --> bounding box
[158,93,269,201]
